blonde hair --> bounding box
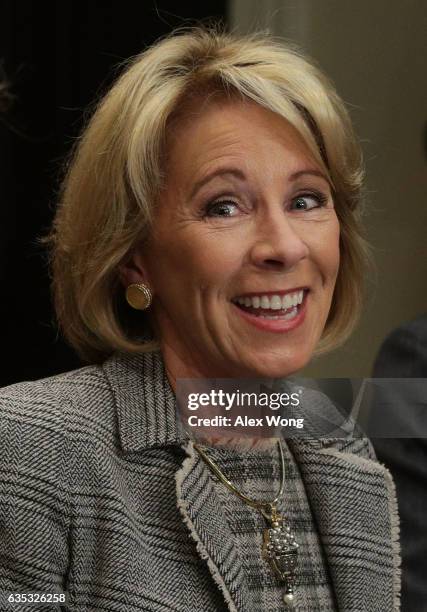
[48,26,368,362]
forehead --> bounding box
[164,97,321,184]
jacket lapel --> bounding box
[288,438,400,611]
[176,441,251,612]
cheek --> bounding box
[147,229,244,297]
[329,235,341,282]
[304,219,340,284]
[192,244,246,299]
[318,218,341,284]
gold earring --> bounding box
[125,283,152,310]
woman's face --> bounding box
[133,99,340,379]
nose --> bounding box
[249,210,309,271]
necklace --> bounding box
[193,439,299,609]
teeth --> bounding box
[257,307,298,321]
[270,295,282,310]
[234,290,304,311]
[283,306,298,320]
[283,294,293,309]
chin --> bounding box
[242,352,310,379]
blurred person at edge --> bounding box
[0,28,400,611]
[372,314,427,612]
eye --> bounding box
[204,200,240,218]
[290,191,328,211]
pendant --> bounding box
[262,504,298,608]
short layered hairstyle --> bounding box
[48,26,368,362]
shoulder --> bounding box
[0,361,112,406]
[383,314,427,347]
[374,314,427,377]
[0,363,124,510]
[0,363,117,445]
[0,363,124,525]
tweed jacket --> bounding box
[0,351,400,611]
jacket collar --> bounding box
[102,349,189,450]
[102,350,349,452]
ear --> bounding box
[119,245,151,289]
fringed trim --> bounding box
[379,462,402,611]
[175,440,238,612]
[196,435,278,451]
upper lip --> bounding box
[231,287,308,300]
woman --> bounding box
[0,28,400,611]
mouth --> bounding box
[230,288,308,332]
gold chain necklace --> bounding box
[193,439,299,609]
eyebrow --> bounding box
[190,168,245,198]
[190,167,330,198]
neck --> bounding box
[160,342,277,450]
[160,340,222,391]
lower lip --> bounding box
[231,294,307,333]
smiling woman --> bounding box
[0,27,399,612]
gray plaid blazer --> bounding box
[0,351,400,611]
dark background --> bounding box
[0,1,227,387]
